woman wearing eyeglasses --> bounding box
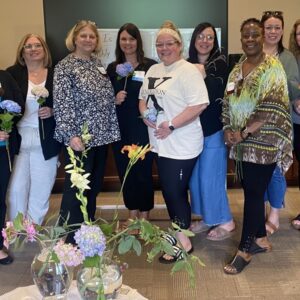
[139,20,209,263]
[260,11,300,236]
[53,20,120,243]
[6,34,61,225]
[289,19,300,231]
[223,18,292,274]
[188,22,235,240]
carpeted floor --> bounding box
[0,188,300,300]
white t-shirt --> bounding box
[139,59,209,159]
[18,80,45,129]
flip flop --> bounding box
[206,226,234,241]
[159,245,194,264]
[190,221,210,234]
[265,221,279,236]
[291,214,300,230]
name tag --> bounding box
[132,71,145,82]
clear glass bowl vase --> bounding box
[76,258,122,300]
[31,246,72,300]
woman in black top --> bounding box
[107,23,156,224]
[0,70,24,264]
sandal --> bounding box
[206,226,235,241]
[291,214,300,230]
[249,239,272,255]
[224,252,251,275]
[159,245,194,264]
[162,233,177,246]
[190,221,210,234]
[265,221,279,236]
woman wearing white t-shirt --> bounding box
[6,34,61,225]
[139,21,209,263]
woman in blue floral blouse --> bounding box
[53,20,120,243]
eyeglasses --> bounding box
[263,11,283,17]
[197,34,215,42]
[155,40,178,49]
[23,43,43,50]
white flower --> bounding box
[31,86,49,98]
[70,173,91,190]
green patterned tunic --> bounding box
[222,55,293,174]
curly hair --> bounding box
[289,19,300,58]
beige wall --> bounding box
[0,0,299,68]
[228,0,300,53]
[0,0,44,69]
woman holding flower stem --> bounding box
[0,70,24,265]
[107,23,156,226]
[6,34,61,225]
[53,20,120,244]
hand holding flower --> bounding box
[0,99,22,171]
[31,86,49,139]
[38,106,53,119]
[0,130,9,141]
[116,62,134,91]
[115,90,127,105]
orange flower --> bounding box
[121,144,152,161]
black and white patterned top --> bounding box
[53,54,120,147]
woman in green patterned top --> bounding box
[222,18,293,274]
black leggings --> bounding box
[239,161,276,252]
[157,156,197,229]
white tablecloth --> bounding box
[0,281,148,300]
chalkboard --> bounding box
[98,28,222,68]
[43,0,228,65]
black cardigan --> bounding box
[6,64,61,160]
[0,70,24,155]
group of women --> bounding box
[0,12,299,274]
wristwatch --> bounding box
[241,126,251,140]
[168,121,175,131]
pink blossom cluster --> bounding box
[53,240,84,267]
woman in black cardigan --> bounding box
[0,70,24,264]
[6,34,61,225]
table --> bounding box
[0,281,148,300]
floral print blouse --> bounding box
[53,54,120,147]
[222,55,293,174]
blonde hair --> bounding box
[15,34,52,67]
[157,20,182,44]
[65,20,101,54]
[289,19,300,58]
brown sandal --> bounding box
[265,221,279,236]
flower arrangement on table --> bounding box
[2,124,204,300]
[31,86,49,140]
[116,62,134,90]
[0,99,22,171]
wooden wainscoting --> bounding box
[53,146,299,193]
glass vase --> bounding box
[76,258,122,300]
[31,246,72,300]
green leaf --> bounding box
[132,239,142,256]
[118,236,134,254]
[83,255,101,268]
[99,223,114,236]
[13,212,25,231]
[180,228,195,237]
[171,260,186,273]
